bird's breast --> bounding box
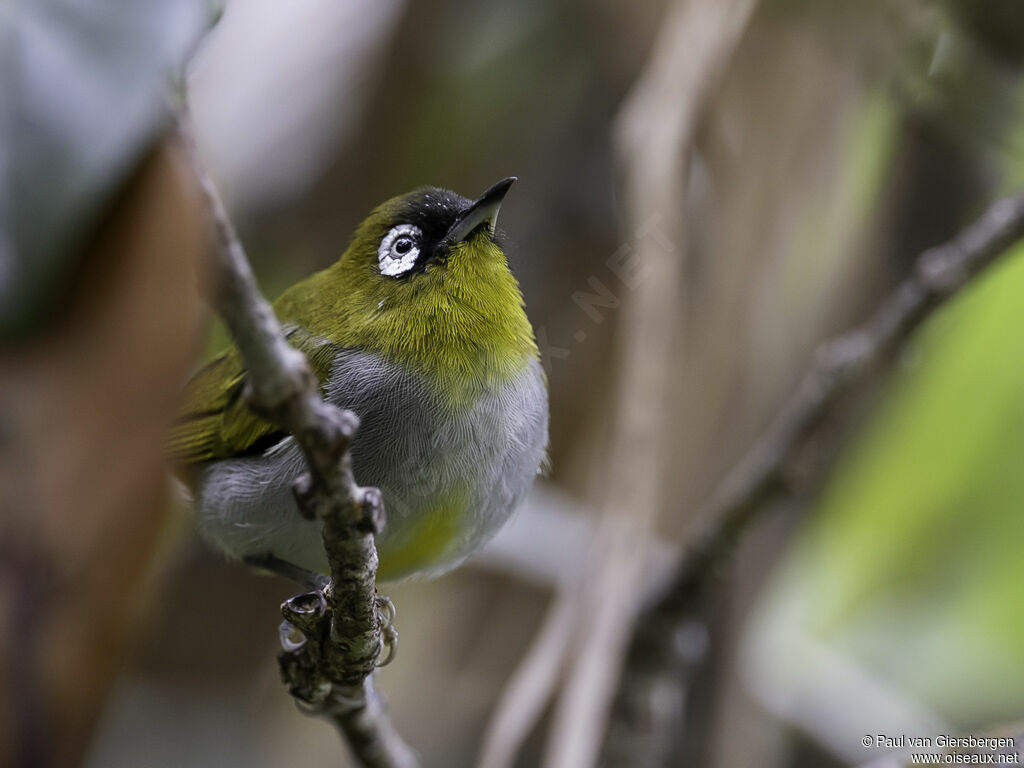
[192,348,548,580]
[326,349,549,579]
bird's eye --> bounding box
[378,224,422,277]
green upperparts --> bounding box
[169,184,540,465]
[277,228,537,399]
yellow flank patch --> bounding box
[376,487,468,581]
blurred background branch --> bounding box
[540,2,758,768]
[601,190,1024,766]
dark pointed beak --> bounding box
[445,177,516,244]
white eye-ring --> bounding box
[378,224,422,277]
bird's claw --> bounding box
[375,595,398,667]
[279,620,307,651]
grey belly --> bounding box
[193,350,548,579]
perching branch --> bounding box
[176,113,417,768]
[601,191,1024,764]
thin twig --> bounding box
[478,585,577,768]
[602,192,1024,764]
[176,112,417,768]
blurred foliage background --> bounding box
[5,0,1024,767]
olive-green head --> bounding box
[275,178,540,400]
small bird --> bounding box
[169,178,549,583]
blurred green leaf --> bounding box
[766,243,1024,724]
[0,0,214,338]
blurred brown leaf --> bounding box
[0,140,205,768]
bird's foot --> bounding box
[375,595,398,667]
[257,555,396,667]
